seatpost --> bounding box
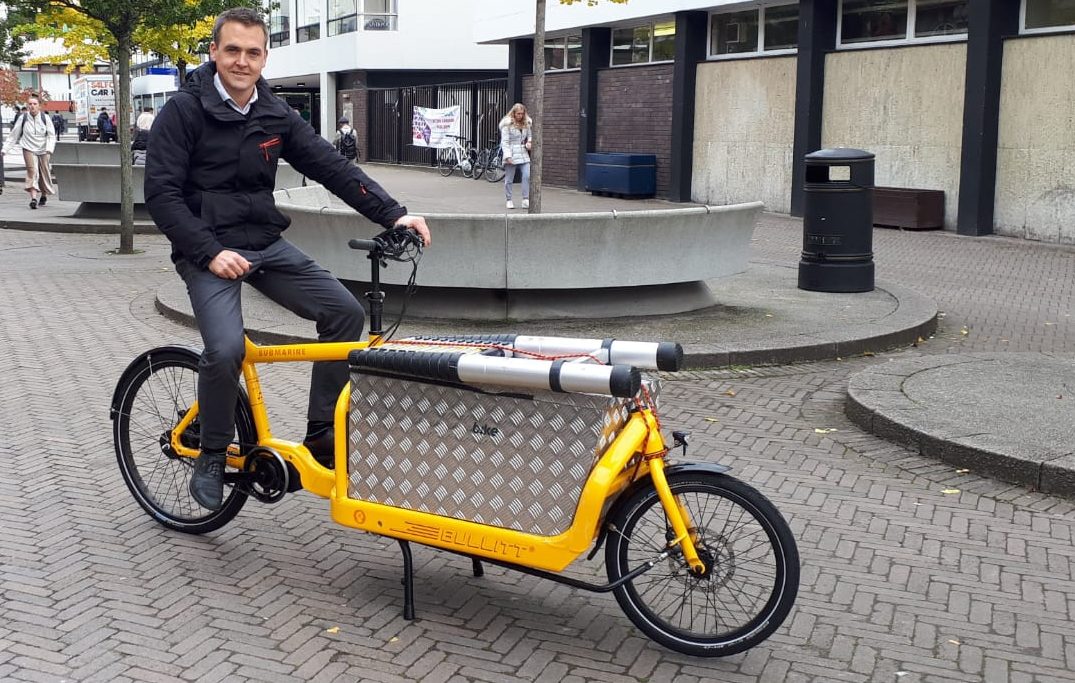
[366,252,384,337]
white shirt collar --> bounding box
[213,72,258,115]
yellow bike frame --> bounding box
[169,335,707,574]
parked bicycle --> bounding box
[484,145,505,183]
[471,138,500,181]
[111,226,800,657]
[436,134,477,178]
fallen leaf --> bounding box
[704,417,719,422]
[723,389,736,397]
[956,469,969,474]
[895,673,909,678]
[1045,322,1055,326]
[389,636,399,643]
[326,627,339,634]
[863,351,875,357]
[960,326,969,336]
[941,488,960,494]
[814,428,837,434]
[948,639,961,645]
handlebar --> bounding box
[348,226,423,338]
[348,226,423,261]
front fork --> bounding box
[640,410,706,575]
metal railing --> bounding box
[367,78,508,166]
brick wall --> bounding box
[595,64,674,197]
[521,71,581,189]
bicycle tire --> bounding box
[113,348,253,534]
[485,147,505,183]
[462,147,478,179]
[472,149,488,180]
[605,471,799,657]
[437,147,456,177]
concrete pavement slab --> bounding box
[4,211,1075,681]
[847,353,1075,496]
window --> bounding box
[838,0,969,46]
[709,5,798,57]
[544,34,582,71]
[764,5,799,49]
[16,71,38,91]
[268,0,290,47]
[567,35,583,68]
[611,21,675,65]
[329,0,357,36]
[545,38,566,70]
[652,21,676,60]
[363,0,397,31]
[841,1,908,43]
[711,11,759,55]
[296,0,319,42]
[1023,0,1075,31]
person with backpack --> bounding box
[97,108,115,142]
[2,94,56,209]
[333,116,358,163]
[51,112,66,137]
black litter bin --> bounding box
[798,148,875,293]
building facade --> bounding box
[260,0,507,147]
[477,0,1075,244]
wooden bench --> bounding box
[873,187,944,230]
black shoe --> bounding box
[38,195,46,206]
[190,451,226,510]
[303,428,335,469]
[29,198,37,209]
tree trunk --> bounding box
[116,37,135,254]
[529,0,545,214]
[178,59,188,85]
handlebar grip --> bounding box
[348,238,380,251]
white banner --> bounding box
[412,105,461,149]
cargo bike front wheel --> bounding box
[605,471,799,657]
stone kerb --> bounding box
[275,184,760,320]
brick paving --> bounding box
[1,207,1075,682]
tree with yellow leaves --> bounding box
[9,0,261,254]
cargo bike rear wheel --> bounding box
[112,348,256,534]
[605,471,799,657]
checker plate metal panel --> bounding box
[347,372,659,536]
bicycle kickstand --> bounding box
[397,540,415,620]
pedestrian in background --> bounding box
[333,117,358,164]
[97,108,115,142]
[136,106,155,131]
[499,102,532,210]
[2,95,56,209]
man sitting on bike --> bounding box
[145,7,430,511]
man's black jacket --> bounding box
[145,62,407,268]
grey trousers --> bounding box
[177,238,365,451]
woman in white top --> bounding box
[3,95,56,209]
[499,102,532,210]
